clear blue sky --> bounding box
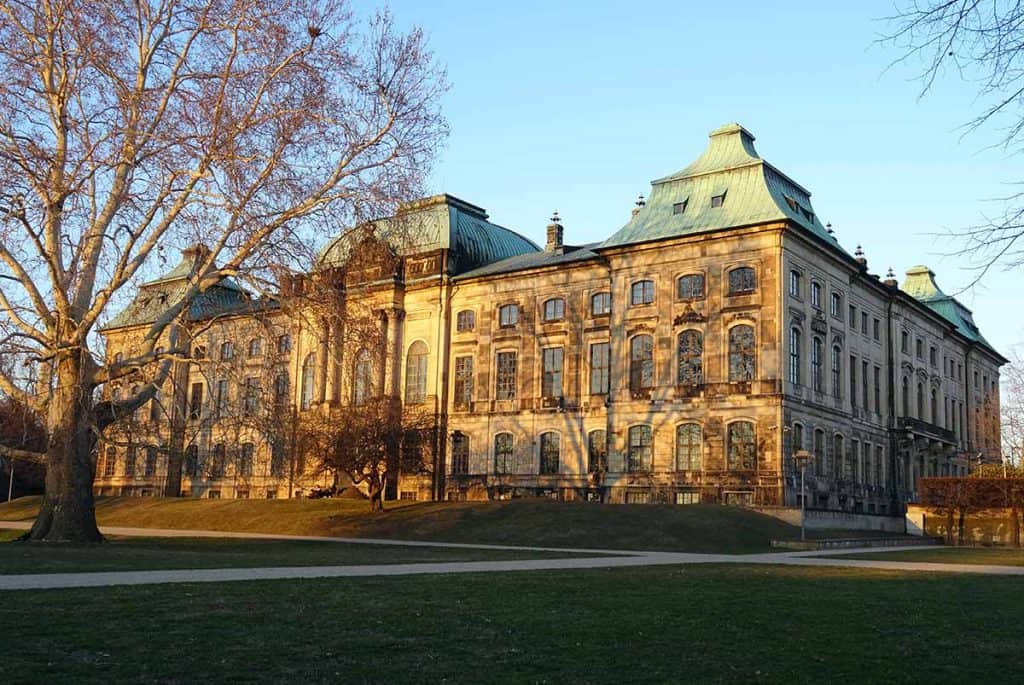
[353,0,1022,356]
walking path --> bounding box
[2,520,1023,590]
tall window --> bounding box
[591,292,611,316]
[627,425,652,472]
[833,434,844,479]
[590,342,610,395]
[238,443,254,477]
[728,267,756,294]
[220,341,234,361]
[149,392,161,422]
[677,331,703,385]
[275,373,289,403]
[902,376,910,416]
[270,441,286,477]
[124,445,136,478]
[630,280,654,306]
[930,388,938,423]
[917,382,924,419]
[542,298,565,322]
[862,360,869,412]
[587,430,607,473]
[788,328,802,385]
[831,345,841,398]
[810,282,822,309]
[276,334,291,354]
[727,421,756,470]
[813,429,825,475]
[211,443,226,478]
[405,341,428,404]
[849,355,857,407]
[456,310,475,332]
[144,446,158,477]
[791,423,804,474]
[494,433,514,473]
[541,347,564,398]
[830,292,842,317]
[185,444,199,477]
[901,331,909,353]
[540,432,560,474]
[451,433,470,475]
[248,338,262,357]
[728,325,755,382]
[242,377,259,415]
[189,383,203,420]
[789,270,802,297]
[454,356,473,407]
[496,351,517,400]
[215,379,229,417]
[498,304,519,328]
[353,349,373,406]
[675,423,702,471]
[302,353,316,409]
[677,274,705,300]
[811,337,824,392]
[629,335,654,395]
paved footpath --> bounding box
[2,520,1023,591]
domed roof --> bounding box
[318,194,539,275]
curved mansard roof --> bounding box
[602,123,843,251]
[901,265,1001,358]
[318,194,539,275]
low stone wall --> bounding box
[906,504,1023,546]
[754,506,906,533]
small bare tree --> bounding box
[0,0,446,541]
[882,2,1024,278]
[1001,346,1024,466]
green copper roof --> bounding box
[602,124,845,252]
[319,194,539,275]
[901,265,998,355]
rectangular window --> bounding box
[454,356,473,407]
[672,200,688,215]
[916,338,924,359]
[901,331,909,353]
[830,292,841,318]
[541,347,564,398]
[873,318,880,341]
[862,360,869,412]
[930,346,938,367]
[848,304,856,326]
[451,433,469,475]
[242,377,259,415]
[876,445,884,486]
[873,365,881,413]
[591,292,611,316]
[675,492,700,505]
[456,310,475,332]
[144,446,157,477]
[496,351,517,400]
[810,282,822,308]
[861,312,868,334]
[189,382,203,420]
[849,355,857,407]
[789,271,801,297]
[215,379,229,418]
[630,280,655,306]
[499,304,519,328]
[589,342,610,395]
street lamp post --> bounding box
[794,450,814,542]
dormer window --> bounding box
[710,191,726,208]
[784,195,799,212]
[672,200,688,215]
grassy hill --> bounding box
[2,495,863,553]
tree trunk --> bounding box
[28,354,103,542]
[368,478,384,512]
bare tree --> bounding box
[0,0,446,541]
[1001,346,1024,466]
[882,2,1024,278]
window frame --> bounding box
[498,303,519,328]
[727,266,756,295]
[676,273,705,301]
[675,422,702,471]
[590,291,611,317]
[542,298,566,322]
[456,310,476,332]
[630,280,655,307]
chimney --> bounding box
[545,211,564,254]
[182,243,211,273]
[632,194,646,218]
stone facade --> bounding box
[96,124,1006,511]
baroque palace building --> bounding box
[96,124,1006,512]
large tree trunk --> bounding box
[368,478,385,513]
[28,355,103,542]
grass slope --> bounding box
[2,565,1022,683]
[824,547,1024,566]
[0,496,809,553]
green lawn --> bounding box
[0,536,589,575]
[2,565,1022,683]
[0,496,894,553]
[823,546,1024,566]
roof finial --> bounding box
[826,222,834,236]
[636,194,646,207]
[883,266,898,288]
[854,244,867,268]
[550,210,561,225]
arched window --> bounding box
[677,330,703,385]
[902,376,910,416]
[540,432,560,474]
[811,337,824,392]
[627,425,652,472]
[456,310,476,332]
[728,325,755,382]
[629,335,654,395]
[788,328,802,385]
[830,291,842,318]
[810,282,822,309]
[630,280,655,306]
[300,353,316,410]
[831,345,842,398]
[675,423,702,471]
[542,298,565,322]
[405,341,428,404]
[591,292,611,316]
[677,274,705,300]
[247,338,262,357]
[727,267,756,294]
[451,433,470,475]
[353,349,373,406]
[494,433,514,474]
[587,430,607,473]
[185,444,199,477]
[220,341,234,361]
[727,421,756,470]
[788,270,802,297]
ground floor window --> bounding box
[266,490,278,499]
[208,490,221,499]
[400,491,417,501]
[625,490,650,504]
[675,491,700,505]
[723,491,752,506]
